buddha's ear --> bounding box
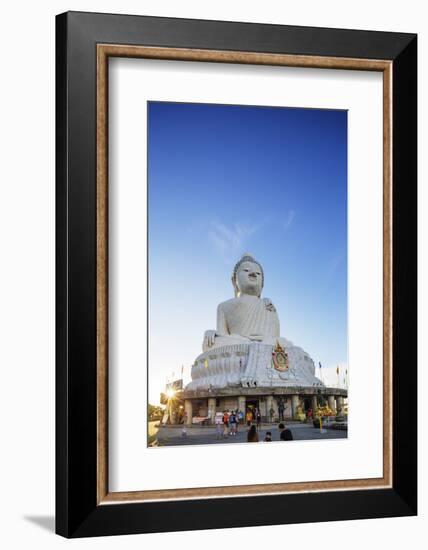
[231,275,239,297]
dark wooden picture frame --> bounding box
[56,11,417,538]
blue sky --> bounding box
[148,101,348,403]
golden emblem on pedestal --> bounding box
[272,341,289,372]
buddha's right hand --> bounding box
[203,330,217,349]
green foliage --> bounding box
[148,403,165,421]
[317,396,327,407]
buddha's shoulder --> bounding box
[218,298,240,311]
[218,296,263,310]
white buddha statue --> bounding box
[203,254,286,352]
[187,253,322,390]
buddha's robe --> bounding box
[203,293,286,352]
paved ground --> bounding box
[154,421,347,446]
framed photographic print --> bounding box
[56,11,417,538]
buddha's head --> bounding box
[232,253,264,297]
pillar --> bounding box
[336,396,344,415]
[208,397,216,423]
[291,395,300,419]
[184,399,193,425]
[284,398,290,419]
[238,395,246,415]
[311,395,318,412]
[328,395,336,413]
[266,395,274,422]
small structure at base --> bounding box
[177,385,347,425]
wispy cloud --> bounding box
[283,210,295,230]
[208,221,261,260]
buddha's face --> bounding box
[236,261,263,297]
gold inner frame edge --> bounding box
[96,44,393,504]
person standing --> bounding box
[256,410,262,431]
[229,411,238,436]
[215,413,223,439]
[222,410,229,437]
[236,409,243,432]
[247,425,259,442]
[269,406,275,423]
[278,399,285,421]
[246,409,253,426]
[222,410,229,427]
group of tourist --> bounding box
[214,408,294,442]
[215,409,243,438]
[247,423,293,442]
[215,408,261,438]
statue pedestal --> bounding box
[186,341,323,391]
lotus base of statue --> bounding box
[186,340,323,391]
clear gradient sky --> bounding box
[148,101,348,404]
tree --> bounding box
[148,403,165,421]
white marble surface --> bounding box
[187,339,323,390]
